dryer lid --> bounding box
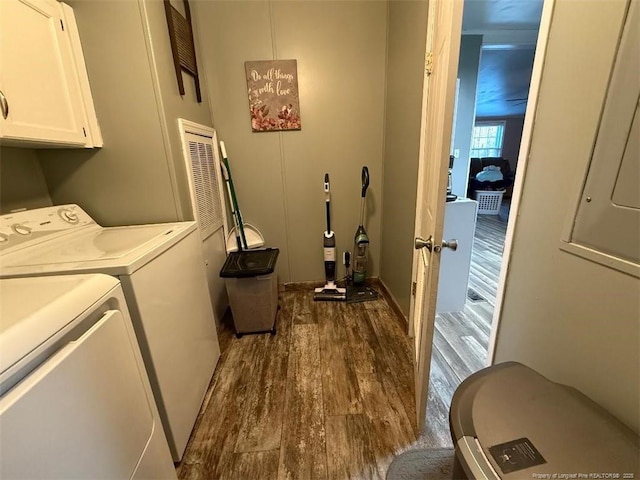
[0,222,195,278]
[11,224,180,265]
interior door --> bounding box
[410,0,464,431]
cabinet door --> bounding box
[0,0,86,145]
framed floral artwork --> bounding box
[245,60,301,132]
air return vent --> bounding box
[178,119,226,240]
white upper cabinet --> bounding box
[0,0,101,147]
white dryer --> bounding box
[0,205,221,461]
[0,274,177,479]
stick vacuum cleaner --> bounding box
[314,173,346,302]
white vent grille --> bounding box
[178,120,226,240]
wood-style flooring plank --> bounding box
[420,365,455,449]
[432,326,472,383]
[363,301,417,433]
[468,215,507,304]
[292,290,317,324]
[436,315,485,375]
[358,372,416,477]
[195,310,236,417]
[325,414,380,480]
[227,450,280,480]
[278,324,327,480]
[234,293,294,453]
[461,334,487,368]
[318,302,363,416]
[457,302,492,338]
[342,304,378,375]
[178,334,267,479]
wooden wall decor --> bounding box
[164,0,202,102]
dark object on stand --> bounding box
[314,174,346,301]
[220,248,279,337]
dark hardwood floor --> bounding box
[178,291,418,480]
[177,212,508,479]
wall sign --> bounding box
[245,60,301,132]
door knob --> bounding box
[415,236,457,253]
[441,239,458,251]
[434,240,458,252]
[414,236,433,251]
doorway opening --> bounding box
[424,0,544,445]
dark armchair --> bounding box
[467,157,515,198]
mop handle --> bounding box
[324,173,331,233]
[221,165,242,251]
[219,148,242,251]
[220,142,248,250]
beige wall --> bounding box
[379,0,429,316]
[0,147,52,213]
[494,0,639,433]
[451,35,482,198]
[194,1,387,283]
[142,0,214,221]
[39,0,212,227]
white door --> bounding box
[409,0,464,430]
[0,0,86,145]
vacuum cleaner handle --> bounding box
[324,173,331,233]
[361,166,369,197]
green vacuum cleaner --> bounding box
[314,173,346,302]
[352,166,370,285]
[347,166,377,303]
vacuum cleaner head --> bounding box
[313,285,346,302]
[346,284,378,304]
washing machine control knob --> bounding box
[58,208,79,224]
[11,223,32,235]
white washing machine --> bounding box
[0,274,177,479]
[0,205,221,461]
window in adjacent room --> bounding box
[470,121,505,157]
